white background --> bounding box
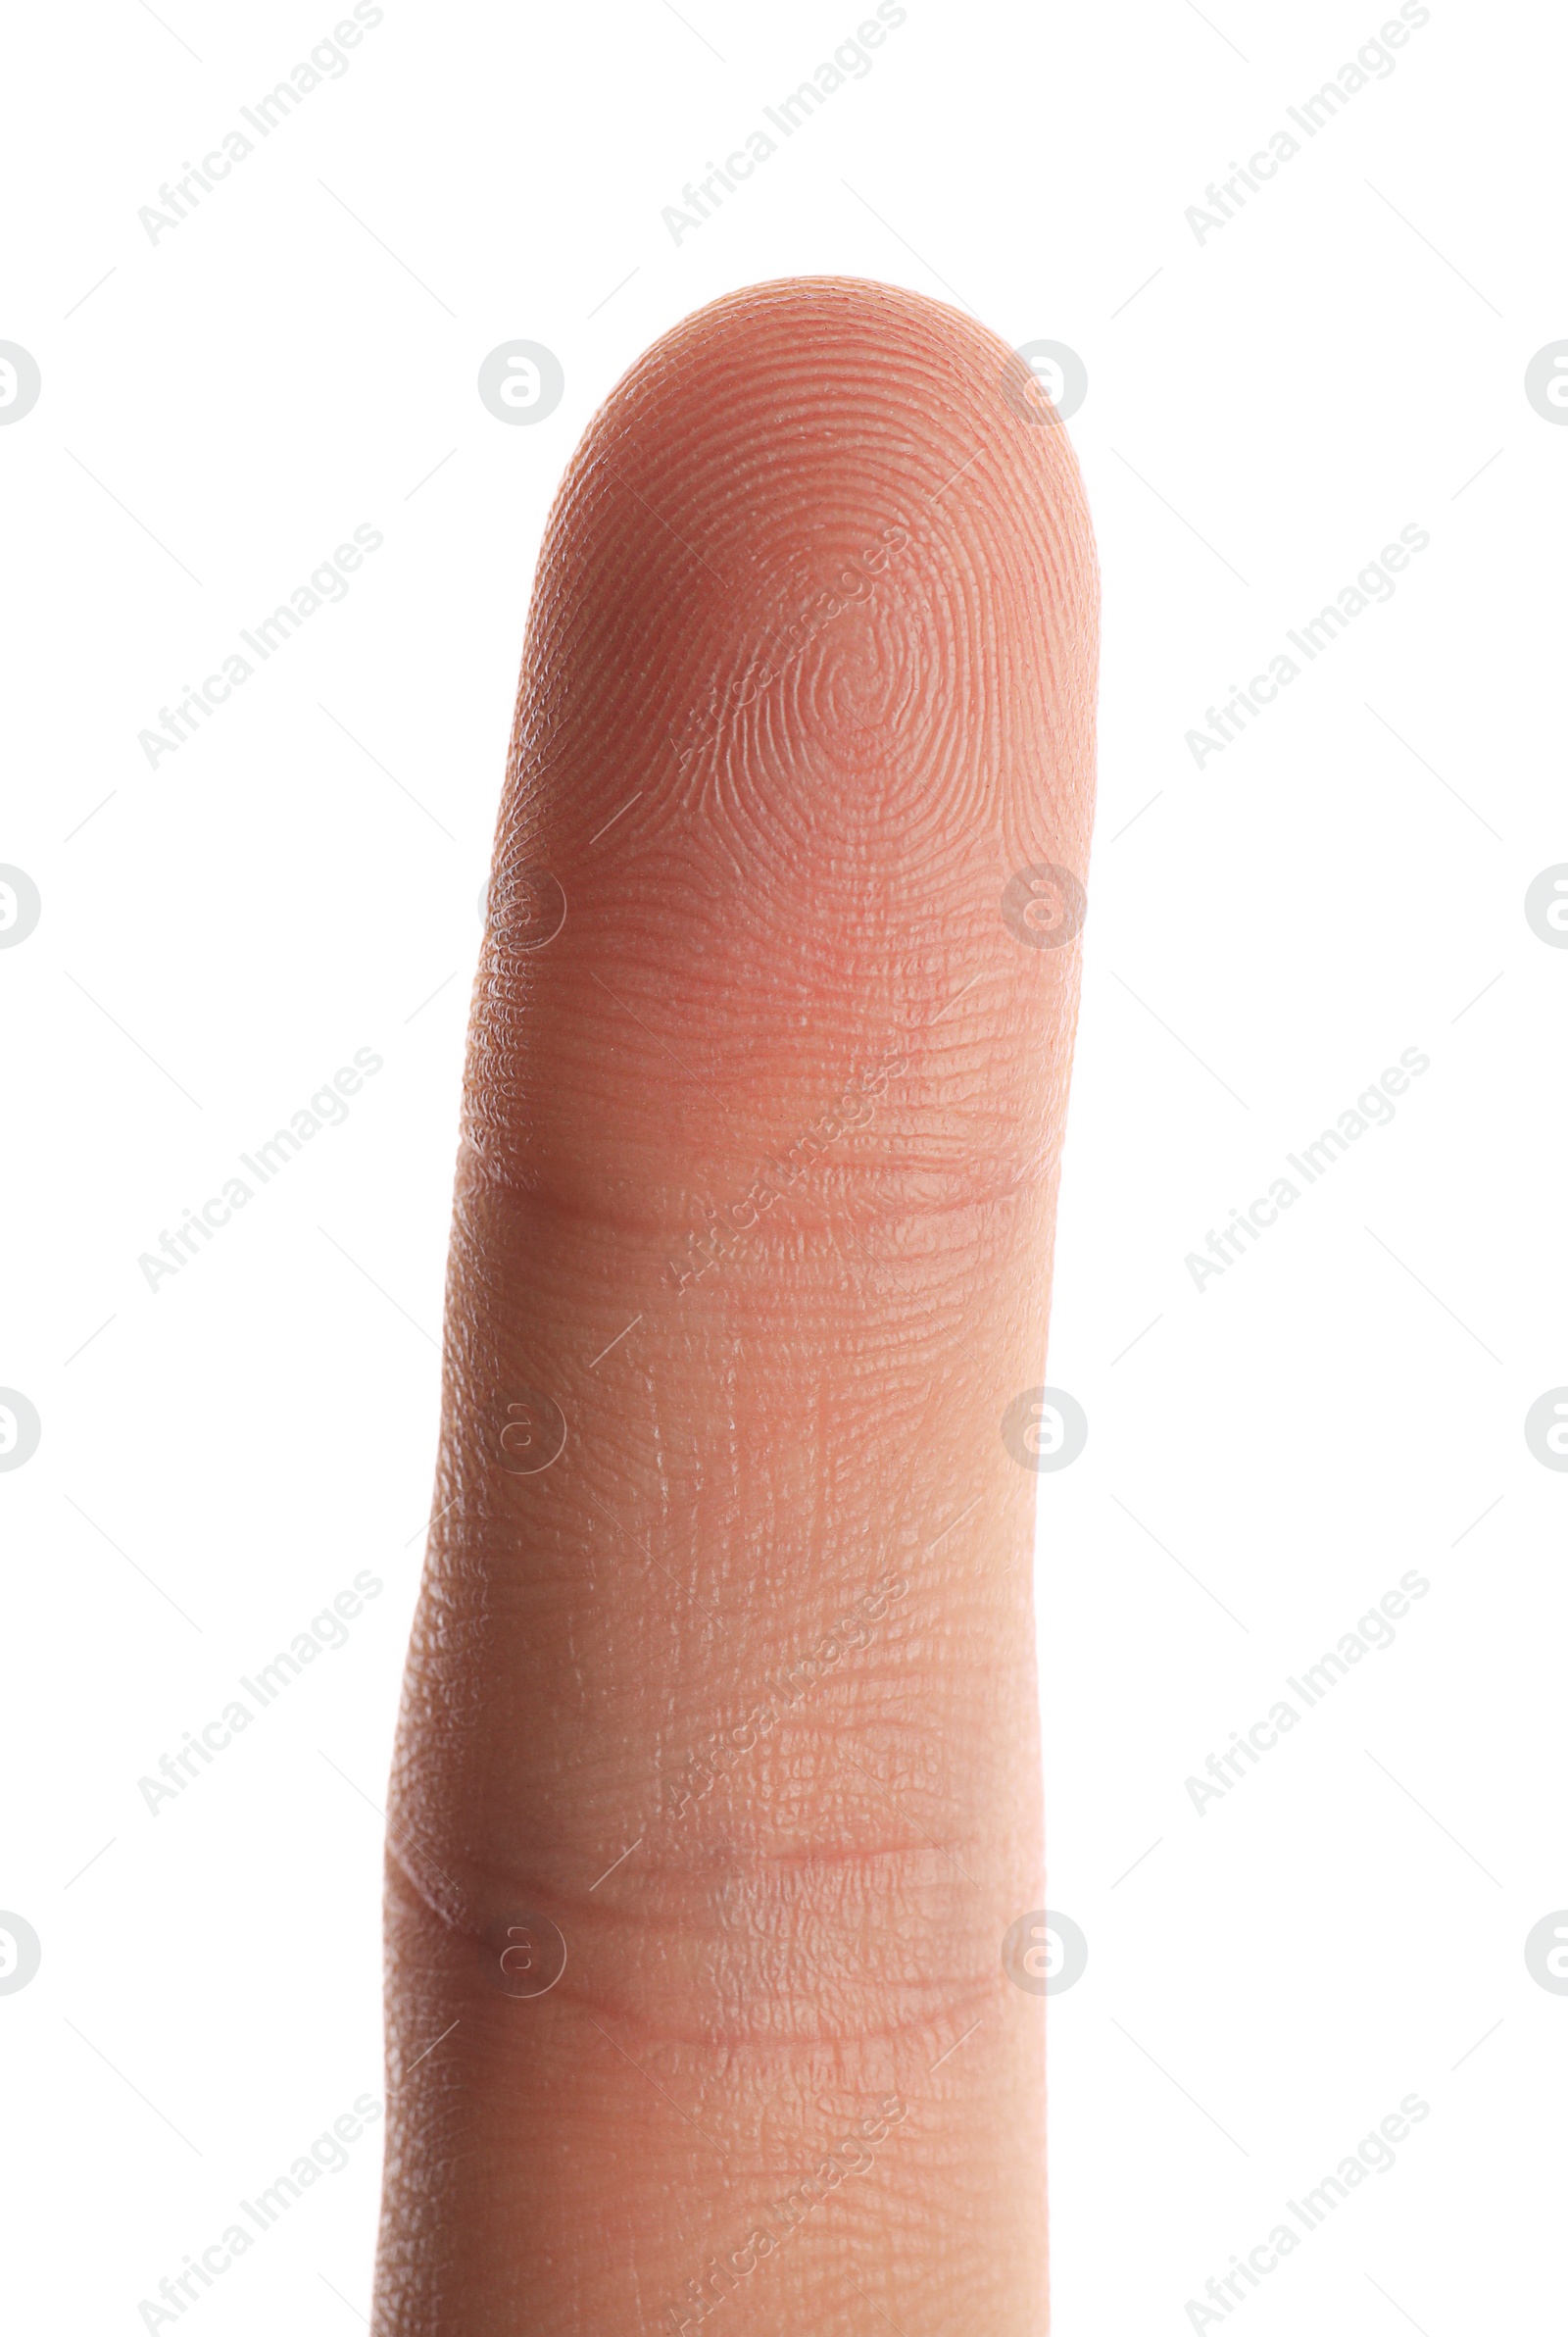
[3,1,1564,2329]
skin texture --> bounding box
[373,276,1098,2335]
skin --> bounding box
[373,276,1098,2335]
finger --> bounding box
[374,275,1097,2337]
